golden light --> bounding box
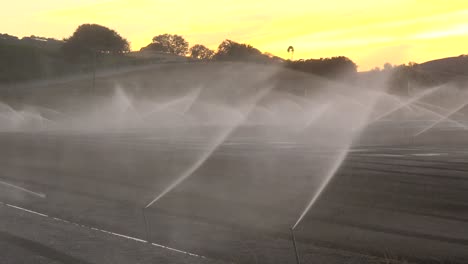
[2,0,468,70]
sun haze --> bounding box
[2,0,468,70]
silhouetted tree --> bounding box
[383,62,393,71]
[212,39,263,61]
[62,24,129,60]
[387,62,438,96]
[141,34,189,56]
[19,35,63,51]
[387,64,414,96]
[287,57,357,79]
[0,33,19,43]
[263,52,284,62]
[287,46,294,60]
[0,33,69,82]
[0,42,44,82]
[189,44,214,60]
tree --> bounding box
[383,62,393,71]
[286,56,357,79]
[287,46,294,60]
[62,24,129,60]
[0,33,19,44]
[212,39,263,61]
[19,35,63,51]
[141,34,189,56]
[387,63,437,96]
[189,44,214,60]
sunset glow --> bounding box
[3,0,468,70]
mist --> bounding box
[1,61,468,264]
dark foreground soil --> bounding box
[1,130,468,264]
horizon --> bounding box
[3,0,468,71]
[3,2,468,264]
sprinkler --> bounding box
[142,208,151,242]
[290,227,301,264]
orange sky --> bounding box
[3,0,468,70]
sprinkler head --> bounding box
[290,227,301,264]
[142,208,151,243]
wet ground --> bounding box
[1,130,468,263]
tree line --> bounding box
[63,24,282,63]
[1,23,360,83]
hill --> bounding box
[417,55,468,84]
[0,33,189,84]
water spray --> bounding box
[292,148,349,229]
[290,89,383,263]
[145,80,276,209]
[370,85,445,123]
[0,180,46,199]
[302,103,332,130]
[413,102,468,137]
[413,103,468,129]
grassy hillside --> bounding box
[0,34,191,84]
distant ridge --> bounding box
[417,55,468,82]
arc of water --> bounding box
[292,148,348,229]
[416,101,451,114]
[249,105,278,125]
[413,103,468,137]
[145,122,239,208]
[32,113,56,128]
[292,91,383,230]
[418,101,467,119]
[302,103,332,129]
[101,87,138,130]
[406,104,418,113]
[181,87,202,114]
[370,85,445,123]
[0,180,46,198]
[145,85,275,209]
[0,103,18,115]
[334,93,368,110]
[145,87,202,118]
[24,104,63,117]
[413,103,468,129]
[368,91,454,124]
